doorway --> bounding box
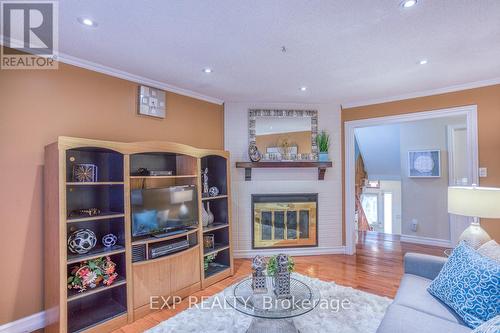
[345,105,479,255]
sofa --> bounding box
[376,253,472,333]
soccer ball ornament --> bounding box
[102,233,117,248]
[68,229,97,254]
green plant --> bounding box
[266,255,295,276]
[204,253,217,271]
[316,130,330,153]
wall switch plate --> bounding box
[479,167,487,178]
[411,219,418,232]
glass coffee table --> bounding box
[224,275,320,333]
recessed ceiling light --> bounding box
[300,86,307,91]
[78,17,97,27]
[401,0,417,8]
[203,68,212,73]
[419,59,428,65]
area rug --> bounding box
[146,273,392,333]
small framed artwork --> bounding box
[408,150,441,178]
[138,85,166,118]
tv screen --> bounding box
[131,185,198,237]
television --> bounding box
[131,185,198,237]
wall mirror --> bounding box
[248,109,318,161]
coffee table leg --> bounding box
[246,317,299,333]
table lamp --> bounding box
[448,185,500,249]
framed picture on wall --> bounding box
[408,150,441,178]
[137,85,166,118]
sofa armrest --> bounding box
[404,253,447,280]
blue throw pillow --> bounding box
[428,242,500,328]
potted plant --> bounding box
[316,130,330,161]
[267,254,295,298]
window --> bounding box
[384,192,393,234]
[361,193,378,225]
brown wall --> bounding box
[342,84,500,243]
[0,63,224,324]
[255,131,312,154]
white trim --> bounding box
[233,246,346,258]
[0,36,224,105]
[400,235,452,248]
[344,105,479,255]
[0,311,46,333]
[343,77,500,108]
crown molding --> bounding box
[342,77,500,109]
[0,36,224,105]
[56,53,224,105]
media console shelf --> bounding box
[235,161,333,180]
[45,137,233,333]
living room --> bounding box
[0,1,499,333]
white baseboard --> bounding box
[0,311,46,333]
[400,234,451,248]
[234,246,346,258]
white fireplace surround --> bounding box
[224,102,344,257]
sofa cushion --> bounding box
[471,315,500,333]
[376,304,471,333]
[428,242,500,328]
[394,274,465,325]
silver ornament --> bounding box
[102,233,117,247]
[68,229,97,254]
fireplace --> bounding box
[252,194,318,249]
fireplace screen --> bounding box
[252,194,318,249]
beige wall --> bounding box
[255,130,312,154]
[0,63,224,324]
[342,84,500,243]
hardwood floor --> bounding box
[114,232,446,333]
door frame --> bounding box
[344,105,478,255]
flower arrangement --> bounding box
[266,254,295,276]
[67,256,118,293]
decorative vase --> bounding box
[319,152,329,162]
[207,202,214,225]
[202,204,210,227]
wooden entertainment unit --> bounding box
[44,137,233,333]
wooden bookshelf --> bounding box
[45,137,233,332]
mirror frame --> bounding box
[248,109,318,160]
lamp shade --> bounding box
[448,186,500,218]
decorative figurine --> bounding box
[102,233,117,248]
[248,143,262,162]
[208,186,219,197]
[202,168,209,196]
[251,255,267,294]
[69,208,101,218]
[273,253,292,299]
[68,229,97,254]
[72,164,98,182]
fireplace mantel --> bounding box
[235,161,333,181]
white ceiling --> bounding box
[57,0,500,105]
